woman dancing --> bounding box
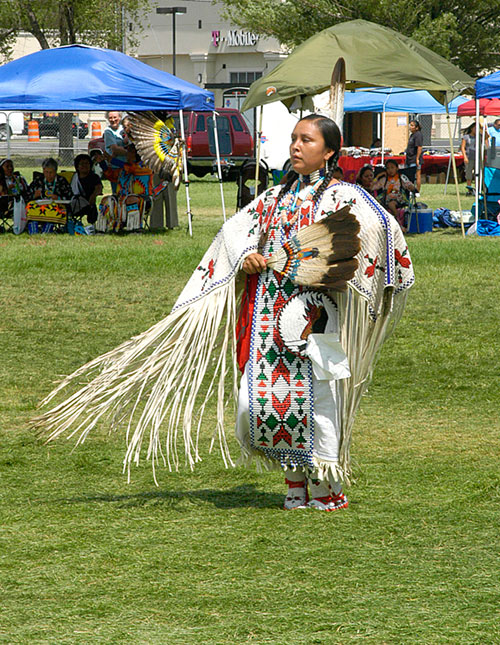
[35,115,414,511]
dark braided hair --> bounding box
[276,114,342,205]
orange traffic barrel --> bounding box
[91,121,102,138]
[28,120,39,142]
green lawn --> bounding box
[1,179,499,644]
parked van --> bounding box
[0,111,25,140]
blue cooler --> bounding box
[408,208,433,234]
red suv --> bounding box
[171,108,254,179]
[88,108,253,179]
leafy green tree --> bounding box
[0,0,152,162]
[0,0,153,58]
[218,0,500,77]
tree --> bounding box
[218,0,500,77]
[0,1,153,57]
[0,0,153,162]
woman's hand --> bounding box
[242,253,267,274]
[34,189,42,199]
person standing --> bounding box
[461,123,478,195]
[103,111,127,193]
[405,120,423,195]
[487,118,500,146]
[35,115,415,512]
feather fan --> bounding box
[128,111,184,189]
[266,206,360,290]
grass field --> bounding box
[1,179,499,644]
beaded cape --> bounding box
[34,181,414,484]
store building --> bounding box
[133,1,287,115]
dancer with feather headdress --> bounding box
[34,114,414,511]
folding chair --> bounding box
[474,166,500,221]
[0,196,13,232]
[236,160,269,210]
[399,166,419,231]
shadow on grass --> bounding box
[50,484,283,510]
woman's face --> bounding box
[360,169,373,187]
[77,158,91,177]
[290,120,334,176]
[409,121,417,133]
[43,166,57,182]
[2,160,13,176]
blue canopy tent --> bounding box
[0,44,214,112]
[476,72,500,100]
[343,87,468,188]
[343,87,467,114]
[0,44,217,234]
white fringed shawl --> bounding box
[34,183,414,483]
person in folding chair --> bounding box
[26,158,73,234]
[70,154,103,226]
[35,114,414,513]
[0,165,11,232]
[93,144,165,233]
[375,160,416,232]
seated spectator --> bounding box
[0,165,8,196]
[70,154,103,225]
[28,158,73,201]
[26,158,73,233]
[0,165,10,231]
[356,165,375,193]
[94,144,159,232]
[0,158,29,234]
[377,160,415,231]
[332,166,344,181]
[0,158,29,199]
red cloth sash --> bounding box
[236,273,259,373]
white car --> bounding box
[0,111,24,140]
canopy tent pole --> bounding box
[6,113,11,159]
[381,113,386,164]
[212,111,226,222]
[380,90,391,165]
[179,109,193,237]
[444,116,458,195]
[445,100,465,237]
[474,98,480,223]
[480,115,487,218]
[254,105,263,201]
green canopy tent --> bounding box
[242,19,474,234]
[242,20,473,111]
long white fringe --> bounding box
[337,287,409,481]
[34,281,239,485]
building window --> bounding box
[229,71,262,85]
[198,20,202,29]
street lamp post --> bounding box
[156,6,187,76]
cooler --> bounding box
[407,208,433,234]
